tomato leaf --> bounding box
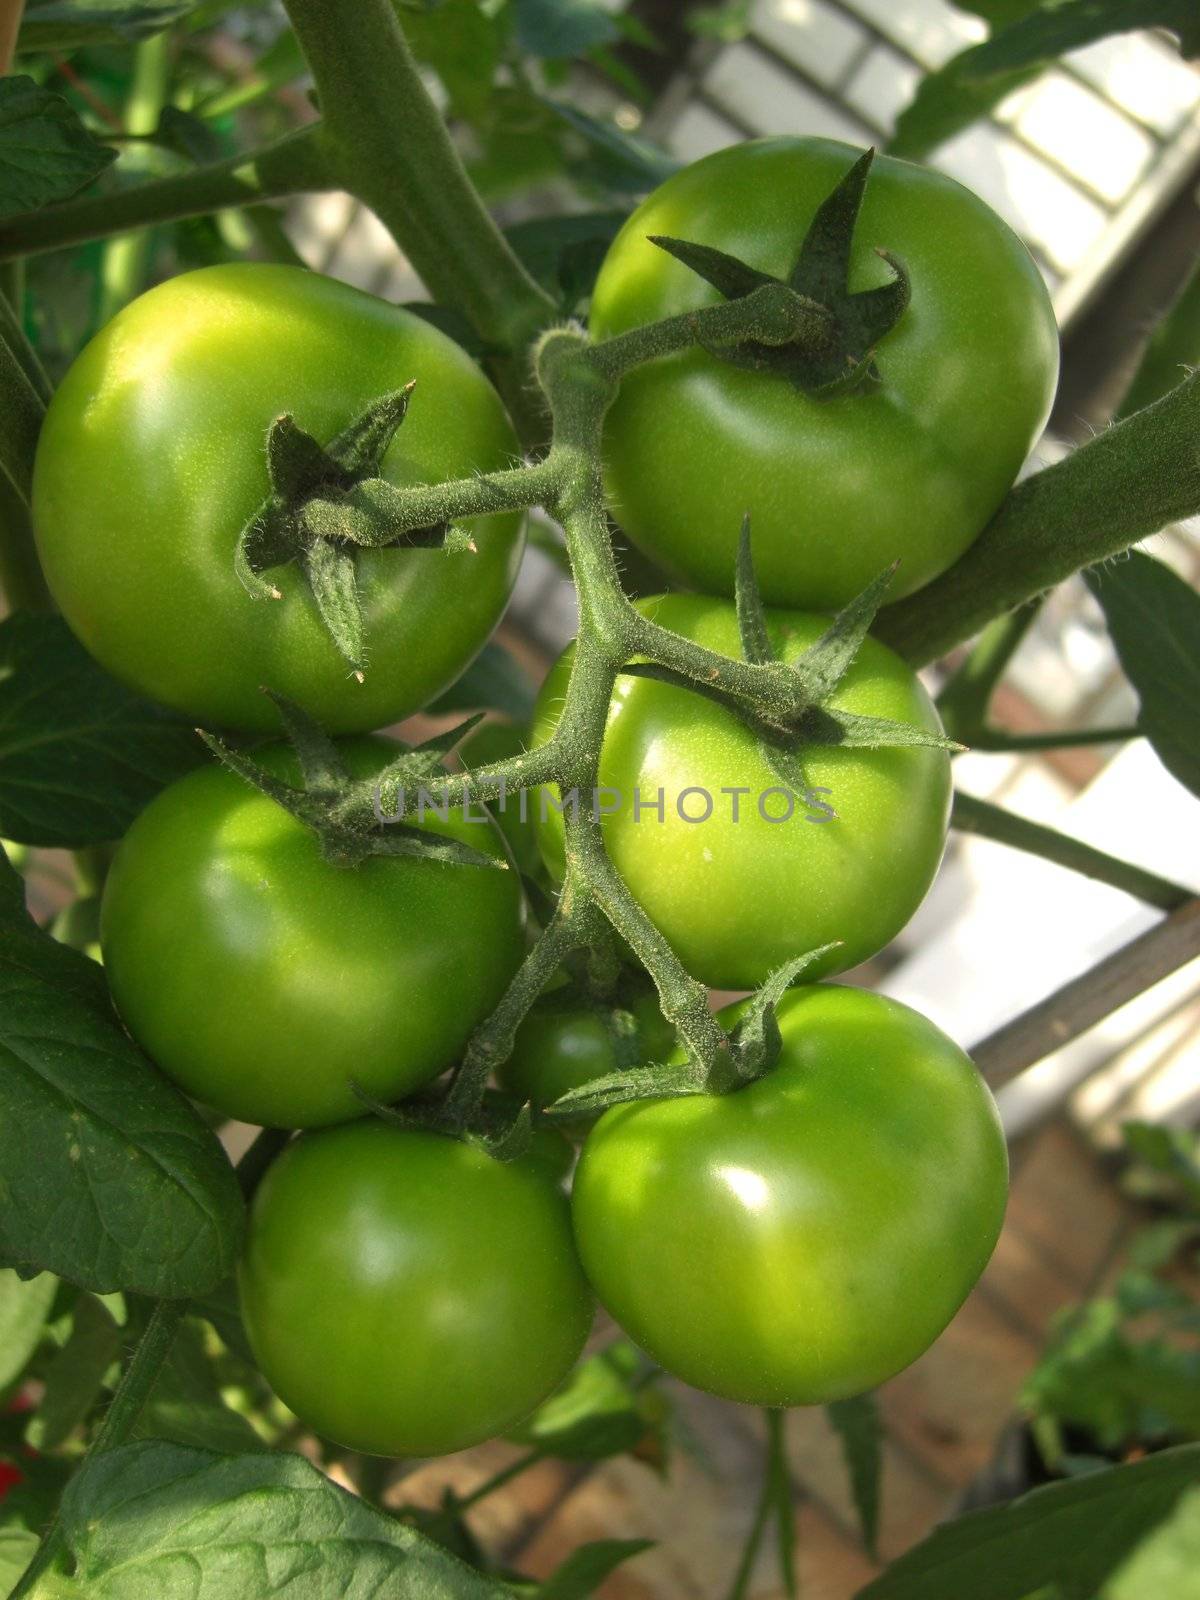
[0,612,206,848]
[0,1269,56,1389]
[855,1444,1200,1600]
[0,850,244,1297]
[1104,1485,1200,1600]
[0,1522,39,1597]
[513,0,618,59]
[535,1538,654,1599]
[24,1293,121,1450]
[16,0,195,53]
[0,76,115,217]
[891,0,1198,161]
[539,100,679,194]
[827,1393,882,1559]
[46,1440,509,1597]
[131,1317,266,1455]
[510,1341,666,1465]
[1085,552,1200,799]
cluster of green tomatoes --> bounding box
[30,139,1058,1458]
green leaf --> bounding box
[536,1539,654,1599]
[891,0,1199,162]
[49,1440,510,1597]
[1085,552,1200,799]
[427,640,537,722]
[513,0,619,58]
[402,0,503,123]
[827,1394,882,1558]
[0,1520,39,1597]
[855,1444,1200,1600]
[1104,1485,1200,1600]
[0,1269,56,1389]
[24,1293,120,1450]
[0,613,206,849]
[0,75,115,220]
[17,0,195,52]
[511,1341,667,1465]
[505,211,629,300]
[133,1317,265,1455]
[541,99,679,194]
[0,850,244,1298]
[889,57,1038,162]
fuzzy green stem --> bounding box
[875,374,1200,666]
[951,792,1191,912]
[280,0,555,360]
[726,1412,793,1600]
[0,125,330,262]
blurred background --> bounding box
[7,3,1200,1594]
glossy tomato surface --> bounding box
[532,593,950,989]
[241,1122,594,1455]
[590,137,1059,608]
[100,738,524,1127]
[499,989,675,1114]
[571,986,1008,1405]
[33,264,525,732]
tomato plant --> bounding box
[589,136,1059,610]
[572,985,1009,1405]
[240,1121,594,1457]
[32,263,525,733]
[100,738,524,1128]
[531,593,951,988]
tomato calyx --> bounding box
[621,522,962,780]
[234,382,466,677]
[350,1082,555,1167]
[199,692,504,872]
[649,148,909,398]
[542,944,837,1120]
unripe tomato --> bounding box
[241,1122,594,1456]
[571,986,1008,1405]
[499,988,675,1114]
[532,594,950,989]
[33,264,525,733]
[590,137,1058,609]
[100,738,524,1128]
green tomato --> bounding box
[33,264,525,733]
[532,594,950,989]
[241,1122,593,1455]
[589,136,1059,609]
[499,988,675,1113]
[100,738,524,1128]
[571,986,1007,1406]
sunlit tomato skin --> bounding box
[589,137,1059,609]
[499,990,675,1115]
[33,264,525,733]
[532,594,950,989]
[240,1122,594,1456]
[100,738,524,1128]
[571,986,1008,1406]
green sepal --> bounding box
[758,739,827,816]
[471,1099,533,1164]
[651,147,909,398]
[617,661,750,717]
[734,515,773,666]
[200,714,504,872]
[232,386,420,672]
[304,536,366,679]
[728,945,840,1083]
[796,706,964,751]
[544,1059,709,1120]
[789,561,899,704]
